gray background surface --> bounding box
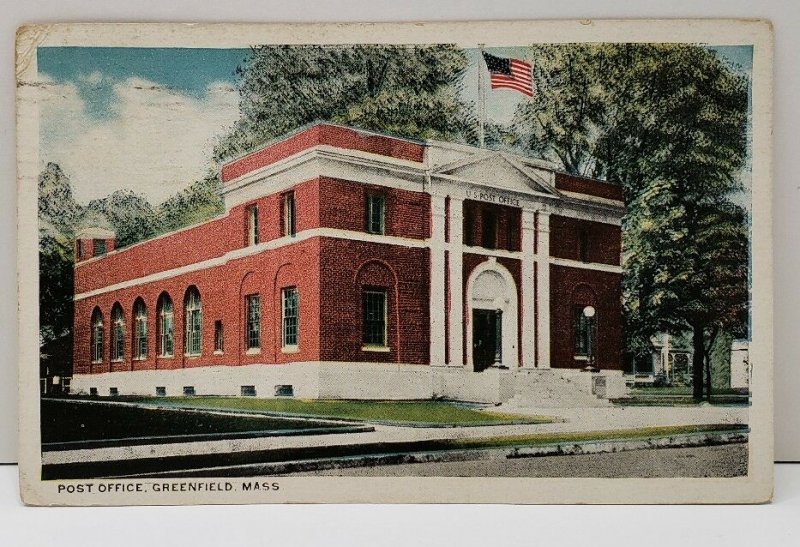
[1,0,796,465]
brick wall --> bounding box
[549,265,623,370]
[555,172,624,202]
[73,238,322,375]
[318,238,430,365]
[318,177,430,239]
[549,215,621,265]
[462,200,521,251]
[221,123,425,183]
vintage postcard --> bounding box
[17,20,773,505]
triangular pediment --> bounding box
[433,152,556,196]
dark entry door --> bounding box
[472,309,500,372]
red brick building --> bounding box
[71,123,626,405]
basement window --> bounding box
[275,385,294,397]
[109,387,119,397]
[241,385,257,397]
[183,386,196,396]
[89,387,98,396]
[155,386,166,397]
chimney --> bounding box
[75,227,116,262]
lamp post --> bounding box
[583,305,597,372]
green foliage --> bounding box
[138,397,551,426]
[86,189,160,248]
[37,163,225,377]
[39,162,81,237]
[156,174,224,233]
[513,44,750,398]
[214,44,472,161]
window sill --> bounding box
[133,357,147,362]
[246,348,261,355]
[213,350,224,355]
[573,355,590,361]
[110,359,124,363]
[282,346,300,354]
[362,345,391,353]
[184,353,201,358]
[90,361,102,365]
[158,355,174,359]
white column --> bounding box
[536,212,551,368]
[521,209,536,368]
[429,195,447,366]
[448,197,464,366]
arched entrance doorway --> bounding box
[466,259,518,372]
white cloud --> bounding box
[37,75,240,204]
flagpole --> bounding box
[478,44,486,148]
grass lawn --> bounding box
[621,387,750,406]
[130,397,553,426]
[41,398,363,446]
[441,423,748,450]
[630,387,748,396]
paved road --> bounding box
[294,444,748,478]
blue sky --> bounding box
[37,44,753,203]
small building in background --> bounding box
[730,340,750,389]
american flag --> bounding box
[482,52,535,97]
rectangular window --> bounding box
[214,320,224,352]
[91,324,103,364]
[282,288,299,348]
[246,295,261,350]
[365,193,385,234]
[463,206,474,246]
[134,313,147,360]
[574,307,595,357]
[241,385,257,397]
[93,239,106,256]
[283,191,296,237]
[247,204,259,245]
[482,209,498,249]
[579,230,589,262]
[159,303,174,357]
[362,290,387,347]
[77,240,85,259]
[183,386,196,396]
[155,386,167,397]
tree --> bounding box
[38,164,81,379]
[156,174,224,233]
[214,44,472,161]
[36,162,227,379]
[512,44,750,399]
[86,189,160,248]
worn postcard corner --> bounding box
[17,19,773,506]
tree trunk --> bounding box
[704,351,712,402]
[692,325,705,400]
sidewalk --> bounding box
[42,404,748,467]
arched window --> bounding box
[90,308,104,364]
[133,299,147,360]
[157,293,174,357]
[184,287,202,356]
[111,303,125,362]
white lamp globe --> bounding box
[583,305,596,318]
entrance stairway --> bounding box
[504,369,613,408]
